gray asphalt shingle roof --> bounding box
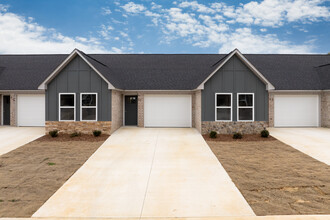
[0,52,329,90]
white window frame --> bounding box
[59,93,76,121]
[215,93,232,122]
[80,93,98,122]
[237,93,254,122]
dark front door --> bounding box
[3,95,10,125]
[125,96,138,126]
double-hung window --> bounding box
[215,93,232,121]
[80,93,97,121]
[59,93,76,121]
[237,93,254,121]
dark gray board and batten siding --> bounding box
[202,55,268,121]
[46,56,111,121]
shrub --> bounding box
[93,130,102,137]
[209,131,217,139]
[261,129,270,138]
[70,132,81,138]
[49,130,58,138]
[233,132,243,139]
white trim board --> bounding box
[197,49,275,90]
[80,93,98,122]
[38,49,115,90]
[237,93,255,122]
[215,93,232,122]
[59,93,76,122]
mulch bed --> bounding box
[207,140,330,215]
[0,135,108,217]
[37,134,109,142]
[203,134,277,142]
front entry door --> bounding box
[3,95,10,125]
[125,96,138,126]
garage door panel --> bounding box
[18,94,45,126]
[144,95,191,127]
[274,95,319,127]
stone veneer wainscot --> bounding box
[202,121,268,135]
[45,121,111,135]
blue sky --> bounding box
[0,0,329,54]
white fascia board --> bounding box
[197,49,275,91]
[0,90,45,93]
[269,90,322,93]
[38,49,115,90]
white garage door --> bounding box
[274,95,319,127]
[17,94,45,126]
[144,95,192,127]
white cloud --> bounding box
[0,10,113,53]
[0,4,9,12]
[175,0,330,27]
[101,7,112,15]
[98,24,113,40]
[121,2,161,25]
[223,0,330,27]
[218,28,313,54]
[121,2,146,14]
[117,1,318,53]
[179,1,215,14]
[151,2,162,10]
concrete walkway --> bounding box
[269,128,330,165]
[33,127,254,218]
[0,126,45,156]
[4,215,330,220]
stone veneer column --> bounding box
[194,90,202,133]
[110,90,123,133]
[268,93,274,127]
[137,92,144,127]
[321,91,330,127]
[10,93,17,126]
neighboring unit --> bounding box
[0,49,329,134]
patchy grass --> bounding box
[207,140,330,215]
[0,136,108,217]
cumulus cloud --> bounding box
[117,0,327,53]
[0,9,122,53]
[101,7,112,15]
[178,1,216,14]
[177,0,330,27]
[218,28,313,53]
[121,2,146,14]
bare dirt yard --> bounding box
[0,134,108,217]
[207,138,330,216]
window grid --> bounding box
[80,93,98,121]
[215,93,232,122]
[59,93,76,121]
[237,93,254,122]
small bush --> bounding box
[233,132,243,139]
[70,132,81,138]
[209,131,217,139]
[47,162,56,166]
[49,130,58,138]
[93,130,102,137]
[261,129,270,138]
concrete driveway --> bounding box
[33,127,254,218]
[0,126,45,156]
[269,128,330,165]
